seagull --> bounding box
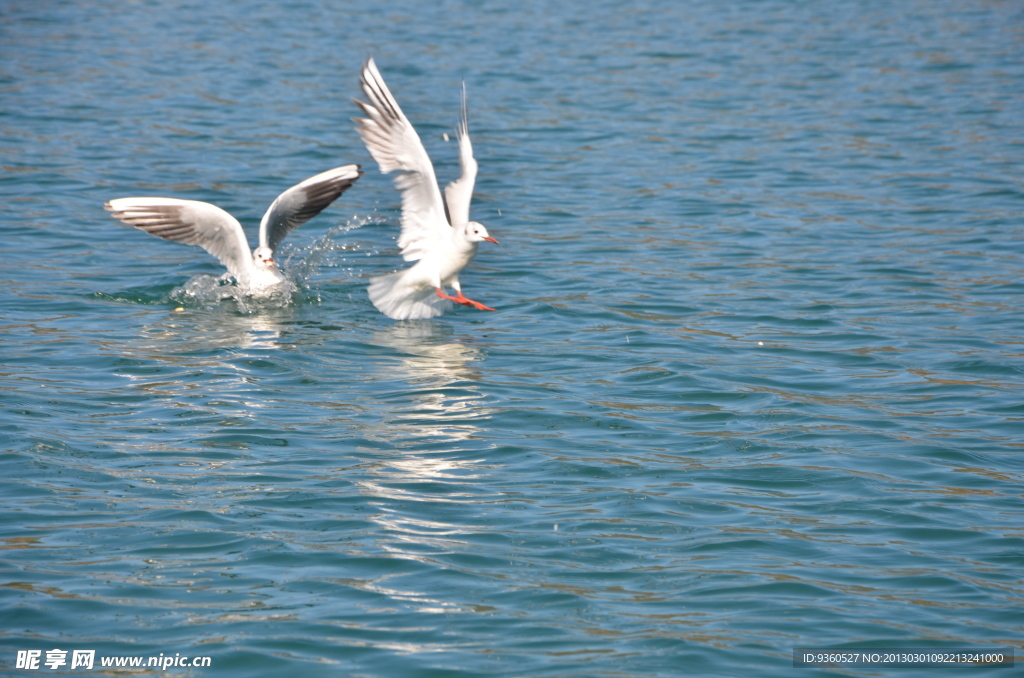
[354,58,498,320]
[104,165,362,295]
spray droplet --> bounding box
[174,307,185,312]
[758,341,763,346]
[443,133,449,142]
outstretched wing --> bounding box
[443,83,477,229]
[354,58,449,262]
[104,197,254,286]
[259,165,363,253]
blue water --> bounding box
[2,1,1023,675]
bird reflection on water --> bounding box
[103,309,292,458]
[367,322,492,445]
[354,323,500,601]
[124,309,289,357]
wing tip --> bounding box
[363,56,378,77]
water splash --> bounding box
[284,213,382,287]
[168,274,297,314]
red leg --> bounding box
[436,287,472,306]
[459,296,496,312]
[436,287,495,312]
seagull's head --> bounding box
[253,246,276,269]
[465,221,498,245]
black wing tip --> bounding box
[352,101,372,118]
[334,163,362,176]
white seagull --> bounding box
[355,58,498,320]
[104,165,362,295]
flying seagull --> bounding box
[355,58,497,320]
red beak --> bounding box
[483,236,499,245]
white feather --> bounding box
[104,198,257,288]
[368,271,453,320]
[354,59,449,263]
[443,83,477,230]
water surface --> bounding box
[2,1,1023,675]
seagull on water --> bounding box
[104,165,362,295]
[354,58,498,320]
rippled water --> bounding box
[2,1,1023,675]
